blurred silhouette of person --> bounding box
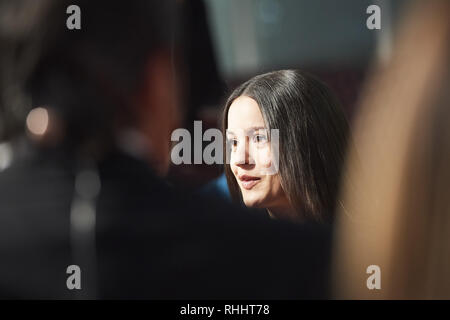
[0,0,331,299]
[333,0,450,299]
[222,70,350,224]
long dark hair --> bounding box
[222,70,350,223]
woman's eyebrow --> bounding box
[227,127,266,135]
[247,126,266,134]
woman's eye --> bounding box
[253,134,267,143]
[228,138,238,147]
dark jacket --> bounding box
[0,146,331,299]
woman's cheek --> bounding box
[230,162,238,177]
[272,175,285,199]
[257,146,274,173]
[229,150,240,168]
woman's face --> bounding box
[227,96,289,210]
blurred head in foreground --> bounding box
[222,70,350,224]
[333,0,450,299]
[0,0,177,176]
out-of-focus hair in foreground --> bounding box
[333,0,450,299]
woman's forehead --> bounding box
[227,96,265,130]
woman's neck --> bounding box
[267,204,300,223]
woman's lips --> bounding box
[238,175,261,190]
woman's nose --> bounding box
[233,138,254,167]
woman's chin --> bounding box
[242,196,266,209]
